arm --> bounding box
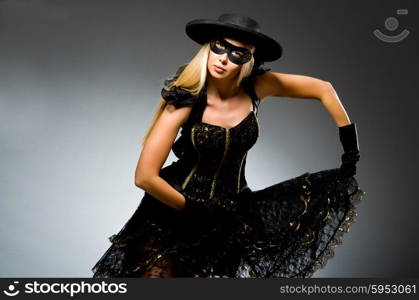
[253,72,351,127]
[134,104,192,211]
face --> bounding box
[207,37,254,80]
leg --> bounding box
[126,236,177,278]
[138,256,175,278]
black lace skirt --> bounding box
[91,165,365,278]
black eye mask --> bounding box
[209,38,253,65]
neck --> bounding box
[206,76,240,100]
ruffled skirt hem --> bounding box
[91,168,365,278]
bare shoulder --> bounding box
[159,103,193,129]
[252,71,276,103]
[143,103,193,161]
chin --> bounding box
[209,70,226,78]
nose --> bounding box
[219,52,228,64]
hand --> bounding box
[235,186,254,216]
[337,123,360,179]
[338,150,360,178]
[182,194,238,228]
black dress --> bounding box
[91,65,365,278]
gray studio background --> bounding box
[1,0,418,277]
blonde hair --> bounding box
[140,41,256,147]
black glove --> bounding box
[235,186,254,216]
[182,193,239,228]
[338,122,360,179]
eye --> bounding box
[215,40,225,50]
[231,50,244,58]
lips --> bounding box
[214,65,226,72]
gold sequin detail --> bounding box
[290,173,312,232]
[302,231,315,245]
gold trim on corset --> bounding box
[237,153,247,193]
[181,126,200,190]
[209,128,230,199]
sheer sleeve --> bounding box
[161,64,197,109]
[249,61,271,79]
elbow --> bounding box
[323,81,335,93]
[135,175,149,189]
[135,178,146,189]
[318,81,335,101]
[135,174,158,190]
[135,165,150,188]
[134,178,149,190]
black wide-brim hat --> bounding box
[185,13,283,62]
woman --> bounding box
[91,13,365,278]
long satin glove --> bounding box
[338,122,360,179]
